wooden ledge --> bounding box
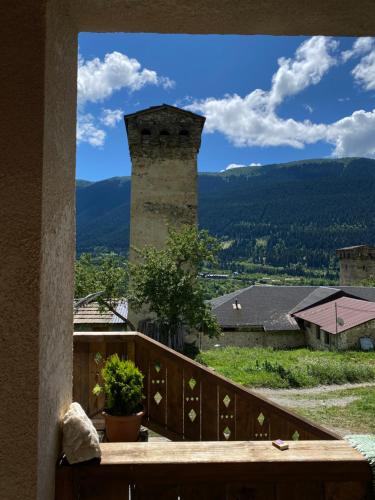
[98,440,367,466]
[56,441,373,499]
[65,440,371,483]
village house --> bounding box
[74,300,128,332]
[201,285,375,351]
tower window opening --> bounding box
[179,129,189,137]
[160,129,170,136]
[141,128,151,136]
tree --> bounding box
[75,252,133,327]
[128,226,221,348]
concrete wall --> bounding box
[194,329,305,350]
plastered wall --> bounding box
[0,1,76,499]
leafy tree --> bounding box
[128,226,221,346]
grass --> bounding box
[196,347,375,389]
[289,387,375,435]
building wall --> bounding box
[337,247,375,285]
[337,321,375,350]
[305,320,375,350]
[192,329,306,350]
[0,1,76,499]
[126,108,203,261]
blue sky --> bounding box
[77,34,375,181]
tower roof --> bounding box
[124,104,205,127]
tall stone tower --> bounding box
[336,245,375,285]
[125,104,205,260]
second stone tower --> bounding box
[125,104,205,260]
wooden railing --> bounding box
[56,440,373,500]
[73,332,338,441]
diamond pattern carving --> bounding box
[292,430,300,441]
[188,409,197,422]
[257,412,265,426]
[223,426,231,440]
[154,392,162,405]
[223,394,231,408]
[188,378,196,390]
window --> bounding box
[314,324,320,340]
[324,332,330,345]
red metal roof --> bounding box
[292,296,375,334]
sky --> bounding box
[77,34,375,181]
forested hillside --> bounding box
[77,157,375,270]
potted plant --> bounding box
[93,354,145,442]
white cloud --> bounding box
[186,37,336,149]
[326,108,375,157]
[342,37,374,62]
[77,114,106,148]
[76,51,175,147]
[77,51,175,106]
[268,36,338,108]
[304,104,313,113]
[352,50,375,91]
[100,108,123,127]
[185,36,375,158]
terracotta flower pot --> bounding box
[104,410,144,442]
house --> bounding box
[74,300,128,332]
[200,285,375,350]
[292,296,375,351]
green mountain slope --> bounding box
[76,157,375,269]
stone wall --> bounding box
[191,329,306,350]
[337,246,375,285]
[305,320,375,350]
[126,107,204,261]
[337,320,375,350]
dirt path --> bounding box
[252,382,375,409]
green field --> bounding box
[286,387,375,435]
[196,347,375,434]
[196,347,375,389]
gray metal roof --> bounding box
[210,285,375,331]
[74,300,128,324]
[289,287,342,315]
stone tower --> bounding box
[125,104,205,260]
[336,245,375,285]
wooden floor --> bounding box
[56,440,373,500]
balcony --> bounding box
[54,332,374,499]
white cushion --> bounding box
[62,402,101,464]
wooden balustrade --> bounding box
[73,332,338,441]
[56,441,373,500]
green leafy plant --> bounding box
[93,354,144,416]
[128,225,221,345]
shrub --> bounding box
[94,354,144,416]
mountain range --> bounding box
[77,157,375,270]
